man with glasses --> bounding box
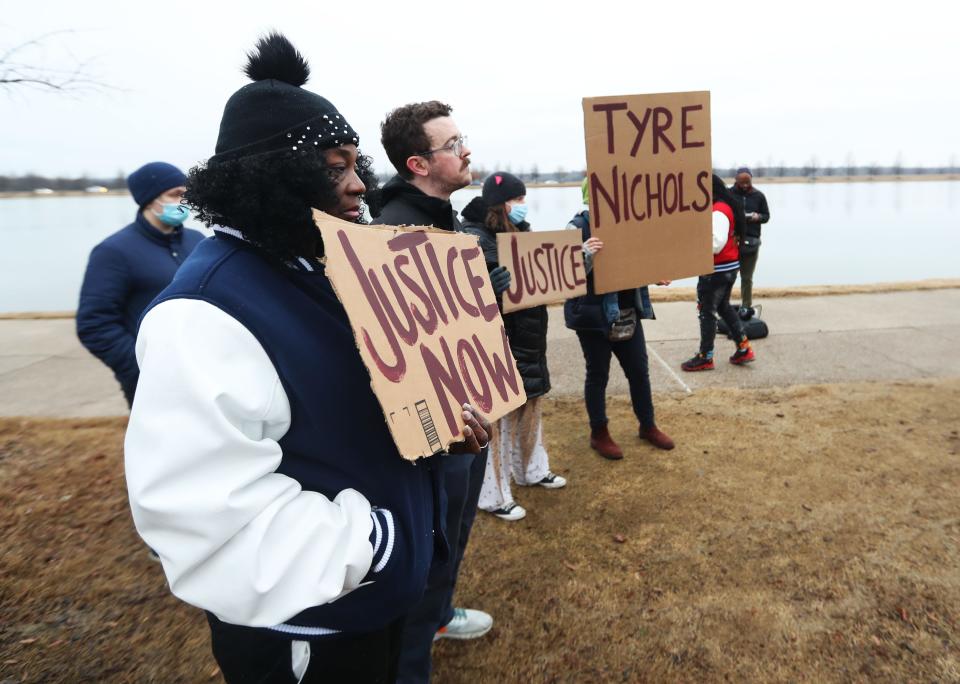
[375,102,471,229]
[373,101,491,684]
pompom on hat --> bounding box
[209,32,358,163]
[481,172,526,207]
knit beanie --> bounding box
[482,172,526,207]
[736,167,752,177]
[126,162,187,208]
[209,32,358,163]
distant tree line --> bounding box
[0,173,126,192]
[713,164,960,179]
[6,162,960,194]
[375,162,960,186]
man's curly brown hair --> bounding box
[380,100,453,179]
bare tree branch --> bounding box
[0,29,115,94]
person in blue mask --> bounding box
[461,172,567,522]
[77,161,204,406]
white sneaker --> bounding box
[488,501,526,521]
[434,607,493,641]
[535,472,567,489]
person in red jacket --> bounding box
[682,175,756,371]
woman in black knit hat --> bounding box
[124,33,490,683]
[460,172,567,523]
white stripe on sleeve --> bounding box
[126,299,376,627]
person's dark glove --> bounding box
[489,266,511,295]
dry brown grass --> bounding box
[2,379,959,683]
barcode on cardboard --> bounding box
[416,400,443,452]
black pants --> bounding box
[738,248,759,308]
[207,614,405,683]
[697,270,746,353]
[396,450,487,684]
[575,324,655,431]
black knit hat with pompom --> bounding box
[210,32,358,163]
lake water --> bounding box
[1,181,957,313]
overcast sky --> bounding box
[2,0,958,178]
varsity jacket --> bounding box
[711,201,740,273]
[125,230,441,637]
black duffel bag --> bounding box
[718,315,769,340]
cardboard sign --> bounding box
[315,211,526,461]
[496,230,587,313]
[582,91,714,294]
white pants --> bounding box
[479,396,551,511]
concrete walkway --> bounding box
[1,289,958,417]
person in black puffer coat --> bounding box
[460,172,567,522]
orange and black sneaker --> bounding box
[681,352,715,372]
[730,339,755,365]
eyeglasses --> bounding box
[418,135,468,158]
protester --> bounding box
[461,172,567,522]
[565,179,675,460]
[373,101,495,682]
[76,162,203,406]
[681,174,757,371]
[729,167,771,318]
[124,34,491,683]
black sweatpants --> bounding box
[697,270,746,354]
[396,449,487,684]
[207,614,405,684]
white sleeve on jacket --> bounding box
[125,298,379,628]
[712,210,730,255]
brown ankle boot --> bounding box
[590,425,623,460]
[639,425,675,451]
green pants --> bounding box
[738,248,759,308]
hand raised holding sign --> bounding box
[583,91,714,293]
[496,230,587,313]
[448,403,492,454]
[584,237,604,254]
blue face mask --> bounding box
[154,203,189,226]
[508,203,529,225]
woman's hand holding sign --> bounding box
[449,403,492,454]
[583,237,604,254]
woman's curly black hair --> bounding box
[184,148,380,261]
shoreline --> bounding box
[645,277,960,304]
[2,278,958,320]
[1,174,958,199]
[524,174,960,189]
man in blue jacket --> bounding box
[76,161,204,406]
